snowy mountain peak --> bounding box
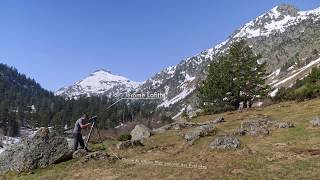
[55,70,142,99]
[233,5,320,38]
[93,69,112,74]
[273,4,299,17]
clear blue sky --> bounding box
[0,0,319,91]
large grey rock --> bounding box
[184,124,216,144]
[209,135,240,150]
[130,124,151,142]
[311,117,320,127]
[0,127,72,173]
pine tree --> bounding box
[198,40,269,112]
[198,55,236,112]
[229,40,269,108]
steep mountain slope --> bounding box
[55,69,142,99]
[55,4,320,117]
[0,64,51,97]
[0,63,55,136]
[138,4,320,115]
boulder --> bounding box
[0,127,72,173]
[311,117,320,127]
[184,124,216,144]
[73,149,88,159]
[237,116,272,136]
[116,140,143,150]
[209,135,240,150]
[275,122,295,129]
[130,124,151,142]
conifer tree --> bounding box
[199,40,269,112]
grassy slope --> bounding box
[4,98,320,180]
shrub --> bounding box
[274,67,320,102]
[117,133,132,141]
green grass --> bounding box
[5,98,320,179]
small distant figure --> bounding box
[73,114,92,152]
[238,102,244,111]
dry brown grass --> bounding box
[5,98,320,179]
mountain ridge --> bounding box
[55,4,320,117]
[55,69,142,98]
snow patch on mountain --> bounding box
[55,69,142,98]
[271,57,320,88]
[158,87,196,108]
[234,5,320,38]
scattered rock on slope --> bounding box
[73,149,88,159]
[81,151,111,163]
[184,124,216,145]
[209,135,240,150]
[130,124,152,142]
[311,116,320,127]
[275,122,295,128]
[0,127,72,173]
[152,124,173,134]
[235,115,273,136]
[116,140,143,150]
[212,117,225,124]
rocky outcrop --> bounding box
[311,117,320,127]
[152,117,224,135]
[130,124,152,142]
[184,124,216,145]
[0,127,72,173]
[209,135,241,150]
[235,116,273,136]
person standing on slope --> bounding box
[73,114,92,152]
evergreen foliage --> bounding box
[198,40,269,113]
[274,67,320,101]
[0,63,169,136]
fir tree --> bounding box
[199,40,269,112]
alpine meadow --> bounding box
[1,2,320,180]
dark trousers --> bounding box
[73,133,85,151]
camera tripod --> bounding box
[85,116,104,149]
[84,116,120,160]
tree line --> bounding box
[0,64,169,137]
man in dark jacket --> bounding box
[73,114,92,152]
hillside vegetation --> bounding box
[0,63,168,137]
[3,98,320,179]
